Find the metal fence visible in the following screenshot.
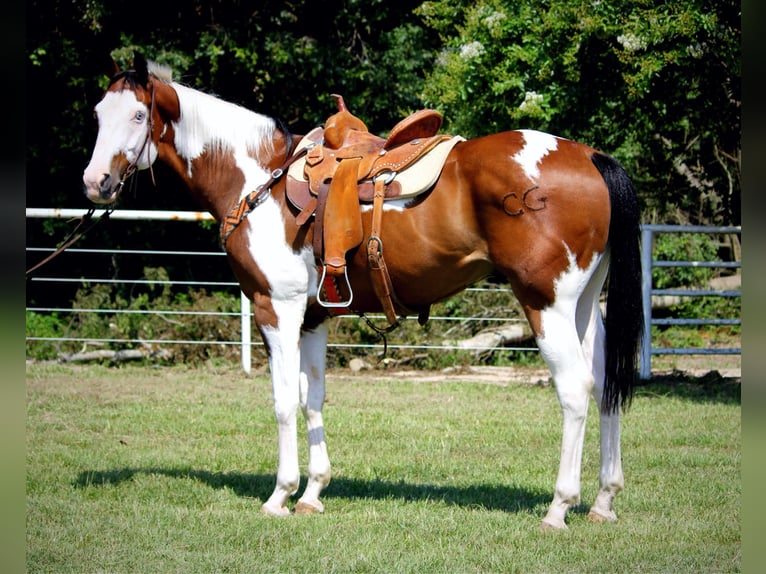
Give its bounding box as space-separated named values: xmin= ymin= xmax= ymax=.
xmin=639 ymin=224 xmax=741 ymax=378
xmin=26 ymin=209 xmax=741 ymax=377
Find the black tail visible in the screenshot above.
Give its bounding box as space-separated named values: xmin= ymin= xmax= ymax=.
xmin=591 ymin=152 xmax=643 ymax=414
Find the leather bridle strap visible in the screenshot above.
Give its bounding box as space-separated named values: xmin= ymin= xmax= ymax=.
xmin=120 ymin=80 xmax=157 ymax=189
xmin=219 ymin=145 xmax=309 ymax=249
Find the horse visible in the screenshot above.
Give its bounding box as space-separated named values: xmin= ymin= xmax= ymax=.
xmin=82 ymin=53 xmax=643 ymax=530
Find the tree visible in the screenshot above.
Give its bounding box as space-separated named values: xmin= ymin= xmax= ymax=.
xmin=415 ymin=0 xmax=740 ymax=225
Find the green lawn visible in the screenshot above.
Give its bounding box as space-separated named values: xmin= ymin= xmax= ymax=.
xmin=26 ymin=363 xmax=740 ymax=573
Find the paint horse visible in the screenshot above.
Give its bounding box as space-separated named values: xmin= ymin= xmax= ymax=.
xmin=82 ymin=53 xmax=642 ymax=530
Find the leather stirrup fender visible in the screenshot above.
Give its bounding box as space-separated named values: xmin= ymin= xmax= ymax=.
xmin=322 ymin=157 xmax=364 ymax=276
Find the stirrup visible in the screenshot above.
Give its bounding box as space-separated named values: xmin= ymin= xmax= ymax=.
xmin=316 ymin=265 xmax=354 ymax=308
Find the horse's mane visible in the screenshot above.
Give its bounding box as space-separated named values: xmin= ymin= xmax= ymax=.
xmin=144 ymin=61 xmax=278 ymax=163
xmin=147 ymin=61 xmax=173 ymax=83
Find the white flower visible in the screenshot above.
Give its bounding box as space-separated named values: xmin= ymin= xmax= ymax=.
xmin=460 ymin=41 xmax=485 ymax=59
xmin=686 ymin=42 xmax=705 ymax=58
xmin=483 ymin=10 xmax=507 ymax=33
xmin=518 ymin=91 xmax=544 ymax=113
xmin=617 ymin=33 xmax=647 ymax=52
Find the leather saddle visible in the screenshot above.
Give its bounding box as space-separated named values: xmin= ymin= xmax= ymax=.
xmin=285 ymin=95 xmax=462 ymax=324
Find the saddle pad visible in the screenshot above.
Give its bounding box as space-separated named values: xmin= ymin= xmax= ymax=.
xmin=372 ymin=135 xmax=465 ymax=200
xmin=287 ymin=131 xmax=465 ymax=200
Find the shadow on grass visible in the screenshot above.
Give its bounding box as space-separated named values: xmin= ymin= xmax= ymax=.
xmin=73 ymin=467 xmax=551 ymax=513
xmin=637 ymin=369 xmax=741 ymax=405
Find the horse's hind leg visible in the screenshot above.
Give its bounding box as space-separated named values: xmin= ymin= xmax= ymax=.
xmin=532 ymin=255 xmax=608 ymax=530
xmin=572 ymin=256 xmax=625 ymax=523
xmin=584 ymin=300 xmax=625 ymax=522
xmin=294 ymin=322 xmax=332 ymax=514
xmin=588 ymin=390 xmax=624 ymax=524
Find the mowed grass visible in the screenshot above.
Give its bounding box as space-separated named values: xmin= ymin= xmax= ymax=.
xmin=26 ymin=363 xmax=740 ymax=573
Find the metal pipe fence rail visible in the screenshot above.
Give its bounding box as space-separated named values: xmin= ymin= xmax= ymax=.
xmin=27 ymin=209 xmax=741 ymax=377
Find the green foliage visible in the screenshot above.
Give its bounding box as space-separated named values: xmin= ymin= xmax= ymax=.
xmin=26 ymin=268 xmax=250 ymax=365
xmin=25 ymin=312 xmax=65 ymax=361
xmin=652 ymin=232 xmax=718 ymax=289
xmin=650 ymin=232 xmax=740 ymax=350
xmin=26 ymin=274 xmax=544 ymax=369
xmin=415 ymin=0 xmax=740 ymax=226
xmin=27 ymin=0 xmax=739 ymax=228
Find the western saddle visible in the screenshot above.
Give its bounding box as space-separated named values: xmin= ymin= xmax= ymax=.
xmin=285 ymin=95 xmax=463 ymax=326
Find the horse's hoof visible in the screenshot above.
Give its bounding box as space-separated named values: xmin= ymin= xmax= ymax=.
xmin=540 ymin=519 xmax=568 ymax=532
xmin=260 ymin=503 xmax=291 ymax=517
xmin=587 ymin=509 xmax=617 ymax=523
xmin=295 ymin=499 xmax=325 ymax=515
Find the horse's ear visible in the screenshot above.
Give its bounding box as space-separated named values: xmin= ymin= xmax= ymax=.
xmin=133 ymin=51 xmax=149 ymax=85
xmin=104 ymin=54 xmax=121 ymax=79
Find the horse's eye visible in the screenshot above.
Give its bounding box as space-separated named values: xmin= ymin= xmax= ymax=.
xmin=134 ymin=111 xmax=145 ymax=122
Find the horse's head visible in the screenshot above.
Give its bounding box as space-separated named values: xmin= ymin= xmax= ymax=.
xmin=82 ymin=52 xmax=160 ymax=204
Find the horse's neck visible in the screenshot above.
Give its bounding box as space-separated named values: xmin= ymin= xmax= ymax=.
xmin=159 ymin=82 xmax=286 ymax=222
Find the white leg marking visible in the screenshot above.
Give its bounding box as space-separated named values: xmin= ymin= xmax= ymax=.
xmin=581 ymin=254 xmax=624 ymax=522
xmin=260 ymin=317 xmax=302 ymax=517
xmin=295 ymin=323 xmax=331 ymax=514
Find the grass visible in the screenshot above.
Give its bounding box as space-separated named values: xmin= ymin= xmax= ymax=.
xmin=26 ymin=363 xmax=740 ymax=573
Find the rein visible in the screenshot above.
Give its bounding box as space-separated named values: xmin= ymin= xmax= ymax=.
xmin=25 ymin=207 xmax=113 ymax=277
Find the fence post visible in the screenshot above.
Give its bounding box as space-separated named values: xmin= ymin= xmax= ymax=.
xmin=639 ymin=226 xmax=654 ymax=379
xmin=240 ymin=291 xmax=252 ymax=375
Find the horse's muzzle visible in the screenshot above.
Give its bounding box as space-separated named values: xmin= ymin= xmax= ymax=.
xmin=83 ymin=172 xmax=121 ymax=204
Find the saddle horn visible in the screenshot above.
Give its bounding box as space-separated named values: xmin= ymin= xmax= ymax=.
xmin=324 ymin=94 xmax=367 ymax=149
xmin=332 ymin=94 xmax=348 ymax=112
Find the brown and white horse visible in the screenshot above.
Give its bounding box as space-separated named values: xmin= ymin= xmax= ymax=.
xmin=83 ymin=54 xmax=642 ymax=530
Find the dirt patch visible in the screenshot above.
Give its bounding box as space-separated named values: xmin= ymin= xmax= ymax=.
xmin=337 ymin=365 xmax=553 ymax=386
xmin=329 ymin=357 xmax=741 ymax=386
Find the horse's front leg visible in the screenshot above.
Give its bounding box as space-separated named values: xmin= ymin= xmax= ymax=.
xmin=295 ymin=321 xmax=331 ymax=514
xmin=257 ymin=295 xmax=306 ymax=516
